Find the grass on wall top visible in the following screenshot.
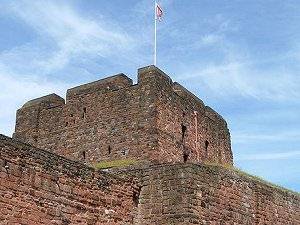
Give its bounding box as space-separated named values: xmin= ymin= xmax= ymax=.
xmin=94 ymin=159 xmax=137 ymax=169
xmin=92 ymin=158 xmax=299 ymax=195
xmin=203 ymin=162 xmax=299 ymax=196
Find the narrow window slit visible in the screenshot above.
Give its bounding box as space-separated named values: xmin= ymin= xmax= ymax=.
xmin=82 ymin=107 xmax=87 ymax=119
xmin=133 ymin=187 xmax=141 ymax=207
xmin=181 ymin=123 xmax=188 ymax=162
xmin=183 ymin=151 xmax=189 ymax=163
xmin=205 ymin=141 xmax=209 ymax=157
xmin=181 ymin=124 xmax=187 ymax=140
xmin=4 ymin=160 xmax=9 ymax=170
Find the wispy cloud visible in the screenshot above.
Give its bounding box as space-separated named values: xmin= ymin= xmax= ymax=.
xmin=1 ymin=0 xmax=136 ymax=73
xmin=236 ymin=150 xmax=300 ymax=161
xmin=175 ymin=46 xmax=300 ymax=101
xmin=233 ymin=129 xmax=300 ymax=143
xmin=0 ymin=63 xmax=71 ymax=135
xmin=0 ymin=0 xmax=144 ymax=135
xmin=0 ymin=0 xmax=299 ymax=193
xmin=199 ymin=34 xmax=223 ymax=46
xmin=163 ymin=11 xmax=300 ymax=102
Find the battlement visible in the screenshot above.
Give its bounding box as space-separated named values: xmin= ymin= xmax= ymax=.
xmin=138 ymin=65 xmax=173 ymax=83
xmin=13 ymin=65 xmax=232 ymax=165
xmin=3 ymin=66 xmax=300 ymax=225
xmin=21 ymin=93 xmax=65 ymax=109
xmin=66 ymin=73 xmax=133 ymax=101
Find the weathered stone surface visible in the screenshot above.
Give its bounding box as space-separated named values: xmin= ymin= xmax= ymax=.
xmin=0 ymin=66 xmax=298 ymax=224
xmin=0 ymin=135 xmax=137 ymax=225
xmin=13 ymin=65 xmax=232 ymax=165
xmin=1 ymin=135 xmax=299 ymax=225
xmin=113 ymin=163 xmax=300 ymax=225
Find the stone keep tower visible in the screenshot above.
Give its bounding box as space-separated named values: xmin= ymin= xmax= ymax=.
xmin=13 ymin=65 xmax=232 ymax=165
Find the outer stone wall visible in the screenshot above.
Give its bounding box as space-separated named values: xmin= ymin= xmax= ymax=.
xmin=0 ymin=135 xmax=137 ymax=225
xmin=4 ymin=65 xmax=299 ymax=225
xmin=114 ymin=163 xmax=300 ymax=225
xmin=0 ymin=135 xmax=299 ymax=225
xmin=13 ymin=66 xmax=232 ymax=165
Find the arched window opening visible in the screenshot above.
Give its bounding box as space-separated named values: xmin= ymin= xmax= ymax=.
xmin=108 ymin=145 xmax=111 ymax=155
xmin=82 ymin=151 xmax=86 ymax=160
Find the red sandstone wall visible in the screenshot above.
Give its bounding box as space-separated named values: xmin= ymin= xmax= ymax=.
xmin=14 ymin=73 xmax=159 ymax=163
xmin=1 ymin=135 xmax=299 ymax=225
xmin=139 ymin=67 xmax=232 ymax=165
xmin=0 ymin=135 xmax=137 ymax=225
xmin=13 ymin=66 xmax=232 ymax=165
xmin=191 ymin=164 xmax=300 ymax=224
xmin=116 ymin=163 xmax=300 ymax=225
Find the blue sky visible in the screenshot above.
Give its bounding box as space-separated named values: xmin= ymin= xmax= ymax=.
xmin=0 ymin=0 xmax=299 ymax=192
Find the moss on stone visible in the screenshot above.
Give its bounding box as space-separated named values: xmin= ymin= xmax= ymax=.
xmin=94 ymin=159 xmax=137 ymax=169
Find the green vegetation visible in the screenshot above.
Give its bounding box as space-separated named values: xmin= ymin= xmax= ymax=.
xmin=93 ymin=159 xmax=299 ymax=195
xmin=203 ymin=162 xmax=300 ymax=196
xmin=94 ymin=159 xmax=137 ymax=169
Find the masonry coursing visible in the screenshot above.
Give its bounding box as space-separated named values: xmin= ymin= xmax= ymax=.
xmin=0 ymin=135 xmax=137 ymax=225
xmin=13 ymin=66 xmax=232 ymax=165
xmin=113 ymin=163 xmax=300 ymax=225
xmin=1 ymin=135 xmax=299 ymax=224
xmin=0 ymin=65 xmax=299 ymax=225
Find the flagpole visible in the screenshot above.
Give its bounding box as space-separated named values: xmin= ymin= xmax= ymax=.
xmin=154 ymin=1 xmax=157 ymax=66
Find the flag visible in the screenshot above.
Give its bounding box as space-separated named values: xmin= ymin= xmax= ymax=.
xmin=156 ymin=2 xmax=163 ymax=21
xmin=154 ymin=2 xmax=163 ymax=66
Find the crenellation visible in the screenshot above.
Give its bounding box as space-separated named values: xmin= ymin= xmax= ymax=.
xmin=13 ymin=94 xmax=65 ymax=145
xmin=21 ymin=93 xmax=65 ymax=109
xmin=1 ymin=65 xmax=299 ymax=224
xmin=137 ymin=65 xmax=173 ymax=84
xmin=13 ymin=65 xmax=233 ymax=165
xmin=66 ymin=73 xmax=133 ymax=101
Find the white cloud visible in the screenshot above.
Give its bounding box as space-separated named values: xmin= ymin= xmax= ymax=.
xmin=166 ymin=11 xmax=300 ymax=101
xmin=0 ymin=0 xmax=144 ymax=136
xmin=236 ymin=150 xmax=300 ymax=161
xmin=233 ymin=130 xmax=300 ymax=144
xmin=0 ymin=64 xmax=71 ymax=136
xmin=1 ymin=0 xmax=137 ymax=73
xmin=175 ymin=51 xmax=300 ymax=101
xmin=200 ymin=34 xmax=223 ymax=46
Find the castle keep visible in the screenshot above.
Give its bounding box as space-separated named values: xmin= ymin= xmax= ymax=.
xmin=1 ymin=66 xmax=299 ymax=224
xmin=13 ymin=66 xmax=232 ymax=165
